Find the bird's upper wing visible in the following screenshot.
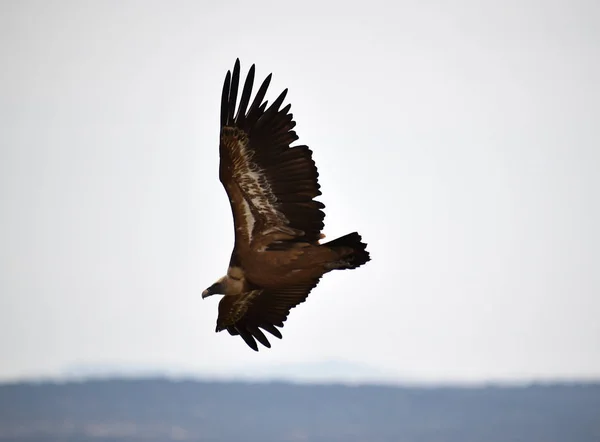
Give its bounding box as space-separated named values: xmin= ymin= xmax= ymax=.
xmin=216 ymin=278 xmax=321 ymax=351
xmin=219 ymin=59 xmax=325 ymax=251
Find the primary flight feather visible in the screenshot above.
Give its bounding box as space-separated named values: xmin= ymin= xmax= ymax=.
xmin=202 ymin=59 xmax=371 ymax=351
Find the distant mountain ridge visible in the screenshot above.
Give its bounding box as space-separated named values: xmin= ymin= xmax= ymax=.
xmin=62 ymin=360 xmax=397 ymax=384
xmin=59 ymin=361 xmax=600 ymax=387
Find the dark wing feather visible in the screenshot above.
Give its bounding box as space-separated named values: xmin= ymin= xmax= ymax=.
xmin=216 ymin=278 xmax=321 ymax=351
xmin=219 ymin=59 xmax=325 ymax=246
xmin=234 ymin=64 xmax=254 ymax=124
xmin=220 ymin=71 xmax=231 ymax=128
xmin=227 ymin=59 xmax=240 ymax=125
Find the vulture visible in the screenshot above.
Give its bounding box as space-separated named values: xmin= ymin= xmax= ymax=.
xmin=202 ymin=59 xmax=370 ymax=351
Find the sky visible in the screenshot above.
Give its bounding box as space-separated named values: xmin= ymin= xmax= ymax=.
xmin=1 ymin=0 xmax=599 ymax=384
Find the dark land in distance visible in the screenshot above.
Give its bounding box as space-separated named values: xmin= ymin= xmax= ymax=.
xmin=1 ymin=378 xmax=599 ymax=441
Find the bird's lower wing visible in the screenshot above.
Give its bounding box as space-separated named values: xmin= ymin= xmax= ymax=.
xmin=216 ymin=278 xmax=321 ymax=351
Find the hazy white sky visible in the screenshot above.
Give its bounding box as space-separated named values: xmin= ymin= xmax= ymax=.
xmin=1 ymin=0 xmax=599 ymax=383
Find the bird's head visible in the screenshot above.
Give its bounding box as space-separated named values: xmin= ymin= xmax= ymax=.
xmin=202 ymin=277 xmax=226 ymax=299
xmin=202 ymin=269 xmax=245 ymax=298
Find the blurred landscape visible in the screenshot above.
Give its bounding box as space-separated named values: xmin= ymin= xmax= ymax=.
xmin=1 ymin=378 xmax=599 ymax=441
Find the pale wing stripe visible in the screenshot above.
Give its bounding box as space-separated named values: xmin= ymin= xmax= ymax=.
xmin=231 ymin=137 xmax=289 ymax=240
xmin=239 ymin=198 xmax=255 ymax=240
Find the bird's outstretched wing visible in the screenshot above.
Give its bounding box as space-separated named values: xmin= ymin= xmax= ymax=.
xmin=219 ymin=59 xmax=325 ymax=251
xmin=216 ymin=278 xmax=321 ymax=351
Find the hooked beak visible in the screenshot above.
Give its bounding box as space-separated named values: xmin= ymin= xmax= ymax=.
xmin=202 ymin=282 xmax=222 ymax=299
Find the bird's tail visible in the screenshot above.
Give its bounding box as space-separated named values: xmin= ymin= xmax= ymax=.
xmin=322 ymin=232 xmax=370 ymax=270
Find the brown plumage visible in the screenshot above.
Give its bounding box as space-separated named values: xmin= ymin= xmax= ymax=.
xmin=202 ymin=59 xmax=370 ymax=351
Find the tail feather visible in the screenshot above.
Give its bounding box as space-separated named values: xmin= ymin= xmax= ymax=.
xmin=323 ymin=232 xmax=370 ymax=270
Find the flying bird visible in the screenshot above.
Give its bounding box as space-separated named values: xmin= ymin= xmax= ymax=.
xmin=202 ymin=59 xmax=370 ymax=351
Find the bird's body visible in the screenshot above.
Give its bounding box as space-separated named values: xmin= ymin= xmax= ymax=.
xmin=202 ymin=60 xmax=370 ymax=351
